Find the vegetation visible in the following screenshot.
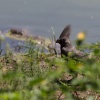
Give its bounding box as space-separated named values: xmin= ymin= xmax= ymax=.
xmin=0 ymin=32 xmax=100 ymax=100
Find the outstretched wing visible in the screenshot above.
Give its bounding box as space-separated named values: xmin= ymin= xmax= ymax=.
xmin=59 ymin=25 xmax=71 ymax=39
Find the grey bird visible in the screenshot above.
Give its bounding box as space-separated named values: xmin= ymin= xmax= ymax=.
xmin=56 ymin=25 xmax=85 ymax=58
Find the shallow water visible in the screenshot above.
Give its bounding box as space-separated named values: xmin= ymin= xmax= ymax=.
xmin=0 ymin=37 xmax=25 ymax=55
xmin=0 ymin=0 xmax=100 ymax=43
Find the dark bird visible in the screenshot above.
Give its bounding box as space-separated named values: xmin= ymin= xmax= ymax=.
xmin=56 ymin=25 xmax=85 ymax=57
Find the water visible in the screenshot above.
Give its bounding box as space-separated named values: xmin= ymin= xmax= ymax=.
xmin=0 ymin=0 xmax=100 ymax=43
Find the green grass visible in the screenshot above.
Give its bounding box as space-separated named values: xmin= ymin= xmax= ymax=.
xmin=0 ymin=36 xmax=100 ymax=100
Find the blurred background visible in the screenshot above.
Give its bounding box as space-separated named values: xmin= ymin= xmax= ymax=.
xmin=0 ymin=0 xmax=100 ymax=43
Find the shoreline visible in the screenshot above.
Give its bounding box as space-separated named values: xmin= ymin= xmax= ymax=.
xmin=0 ymin=28 xmax=51 ymax=45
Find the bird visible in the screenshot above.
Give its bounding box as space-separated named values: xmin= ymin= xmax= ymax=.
xmin=56 ymin=25 xmax=85 ymax=58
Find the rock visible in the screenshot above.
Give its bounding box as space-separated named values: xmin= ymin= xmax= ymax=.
xmin=9 ymin=28 xmax=23 ymax=35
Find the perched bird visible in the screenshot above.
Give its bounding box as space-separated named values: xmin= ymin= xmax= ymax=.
xmin=56 ymin=25 xmax=85 ymax=58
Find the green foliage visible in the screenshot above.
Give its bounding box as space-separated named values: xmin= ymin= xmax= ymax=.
xmin=0 ymin=38 xmax=100 ymax=100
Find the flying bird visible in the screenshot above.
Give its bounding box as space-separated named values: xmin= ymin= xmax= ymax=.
xmin=56 ymin=25 xmax=85 ymax=58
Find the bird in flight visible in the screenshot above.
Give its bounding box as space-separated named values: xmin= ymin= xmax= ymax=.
xmin=56 ymin=25 xmax=85 ymax=58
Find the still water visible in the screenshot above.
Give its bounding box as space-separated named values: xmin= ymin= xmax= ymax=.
xmin=0 ymin=0 xmax=100 ymax=43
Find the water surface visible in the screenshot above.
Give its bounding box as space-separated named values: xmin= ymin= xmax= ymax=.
xmin=0 ymin=0 xmax=100 ymax=43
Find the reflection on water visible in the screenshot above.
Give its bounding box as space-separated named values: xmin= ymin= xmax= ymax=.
xmin=0 ymin=0 xmax=100 ymax=43
xmin=1 ymin=37 xmax=25 ymax=55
